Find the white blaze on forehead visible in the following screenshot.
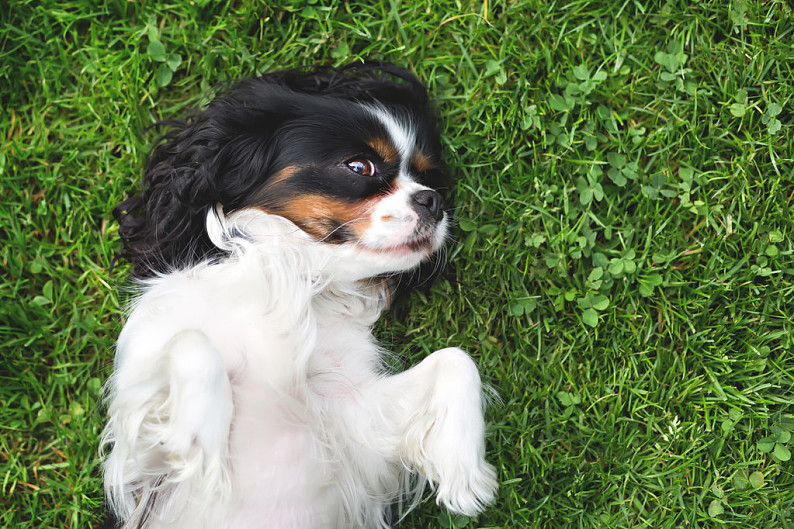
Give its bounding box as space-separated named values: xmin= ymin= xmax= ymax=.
xmin=349 ymin=104 xmax=446 ymax=263
xmin=365 ymin=105 xmax=416 ymax=175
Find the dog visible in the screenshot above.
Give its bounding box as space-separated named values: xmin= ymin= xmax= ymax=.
xmin=101 ymin=62 xmax=497 ymax=529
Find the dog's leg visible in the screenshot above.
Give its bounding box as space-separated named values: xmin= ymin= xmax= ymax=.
xmin=158 ymin=330 xmax=234 ymax=463
xmin=368 ymin=347 xmax=498 ymax=516
xmin=103 ymin=329 xmax=233 ymax=525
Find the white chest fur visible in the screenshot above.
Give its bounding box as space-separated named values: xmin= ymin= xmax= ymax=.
xmin=103 ymin=230 xmax=496 ymax=529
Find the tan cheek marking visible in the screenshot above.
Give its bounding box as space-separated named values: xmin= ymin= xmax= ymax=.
xmin=261 ymin=195 xmax=376 ymax=241
xmin=367 ymin=137 xmax=399 ymax=165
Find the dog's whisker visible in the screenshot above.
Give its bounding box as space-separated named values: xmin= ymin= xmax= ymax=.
xmin=317 ymin=215 xmax=369 ymax=243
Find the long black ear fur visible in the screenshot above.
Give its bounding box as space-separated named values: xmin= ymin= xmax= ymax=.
xmin=114 ymin=61 xmax=451 ymax=294
xmin=114 ymin=82 xmax=302 ymax=277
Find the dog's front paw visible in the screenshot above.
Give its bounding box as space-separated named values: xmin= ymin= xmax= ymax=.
xmin=435 ymin=458 xmax=498 ymax=516
xmin=404 ymin=348 xmax=498 ymax=516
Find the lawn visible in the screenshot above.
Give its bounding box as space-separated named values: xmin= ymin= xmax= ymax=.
xmin=1 ymin=0 xmax=793 ymax=527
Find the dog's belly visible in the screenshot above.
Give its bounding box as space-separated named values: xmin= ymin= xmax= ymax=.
xmin=121 ymin=269 xmax=388 ymax=527
xmin=223 ymin=366 xmax=342 ymax=528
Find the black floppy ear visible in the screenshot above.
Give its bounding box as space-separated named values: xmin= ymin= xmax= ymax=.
xmin=114 ymin=82 xmax=297 ymax=278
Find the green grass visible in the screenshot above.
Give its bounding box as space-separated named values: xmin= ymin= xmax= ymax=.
xmin=2 ymin=0 xmax=793 ymax=527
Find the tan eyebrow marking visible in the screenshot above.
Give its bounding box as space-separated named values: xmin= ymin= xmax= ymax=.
xmin=367 ymin=136 xmax=400 ymax=165
xmin=412 ymin=152 xmax=434 ymax=173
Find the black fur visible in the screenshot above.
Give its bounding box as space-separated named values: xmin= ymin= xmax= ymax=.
xmin=114 ymin=61 xmax=451 ymax=294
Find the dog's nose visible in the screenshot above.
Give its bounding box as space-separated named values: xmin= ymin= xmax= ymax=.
xmin=412 ymin=190 xmax=445 ymax=222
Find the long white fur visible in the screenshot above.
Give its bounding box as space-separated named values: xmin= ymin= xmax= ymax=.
xmin=102 ymin=207 xmax=497 ymax=528
xmin=102 ymin=105 xmax=497 ymax=527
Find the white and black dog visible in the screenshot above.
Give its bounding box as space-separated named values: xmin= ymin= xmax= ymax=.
xmin=102 ymin=62 xmax=497 ymax=529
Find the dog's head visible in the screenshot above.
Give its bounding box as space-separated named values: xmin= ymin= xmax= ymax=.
xmin=116 ymin=62 xmax=451 ymax=288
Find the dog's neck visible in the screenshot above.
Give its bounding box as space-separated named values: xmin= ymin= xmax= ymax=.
xmin=312 ymin=278 xmax=388 ymax=327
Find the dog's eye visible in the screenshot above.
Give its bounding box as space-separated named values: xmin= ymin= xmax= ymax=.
xmin=346 ymin=159 xmax=377 ymax=177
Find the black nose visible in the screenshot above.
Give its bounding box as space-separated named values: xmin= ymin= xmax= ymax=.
xmin=412 ymin=190 xmax=445 ymax=222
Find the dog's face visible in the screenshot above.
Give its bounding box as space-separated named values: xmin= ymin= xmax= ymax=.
xmin=118 ymin=64 xmax=451 ymax=283
xmin=244 ymin=102 xmax=449 ymax=277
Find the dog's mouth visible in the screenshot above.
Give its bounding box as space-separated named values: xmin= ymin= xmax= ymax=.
xmin=356 ymin=233 xmax=437 ymax=258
